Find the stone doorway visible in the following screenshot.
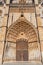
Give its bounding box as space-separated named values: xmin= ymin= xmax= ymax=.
xmin=16 ymin=39 xmax=28 ymax=61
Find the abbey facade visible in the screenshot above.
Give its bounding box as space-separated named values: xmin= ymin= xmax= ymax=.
xmin=0 ymin=0 xmax=43 ymax=65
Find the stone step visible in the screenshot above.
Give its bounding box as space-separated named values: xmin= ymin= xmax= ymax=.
xmin=3 ymin=61 xmax=42 ymax=65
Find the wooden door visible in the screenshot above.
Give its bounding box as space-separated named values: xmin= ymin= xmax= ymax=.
xmin=16 ymin=39 xmax=28 ymax=61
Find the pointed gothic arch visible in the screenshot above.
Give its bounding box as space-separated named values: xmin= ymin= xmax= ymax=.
xmin=7 ymin=16 xmax=37 ymax=42
xmin=4 ymin=16 xmax=39 ymax=62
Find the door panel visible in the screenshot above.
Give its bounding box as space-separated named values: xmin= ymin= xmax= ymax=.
xmin=23 ymin=50 xmax=28 ymax=61
xmin=16 ymin=51 xmax=21 ymax=61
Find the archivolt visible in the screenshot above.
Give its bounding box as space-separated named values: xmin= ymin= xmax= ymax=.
xmin=7 ymin=17 xmax=38 ymax=43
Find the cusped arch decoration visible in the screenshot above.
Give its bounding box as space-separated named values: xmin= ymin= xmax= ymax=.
xmin=7 ymin=16 xmax=38 ymax=43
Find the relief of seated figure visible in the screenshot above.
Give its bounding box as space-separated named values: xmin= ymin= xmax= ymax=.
xmin=26 ymin=0 xmax=34 ymax=4
xmin=10 ymin=0 xmax=19 ymax=4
